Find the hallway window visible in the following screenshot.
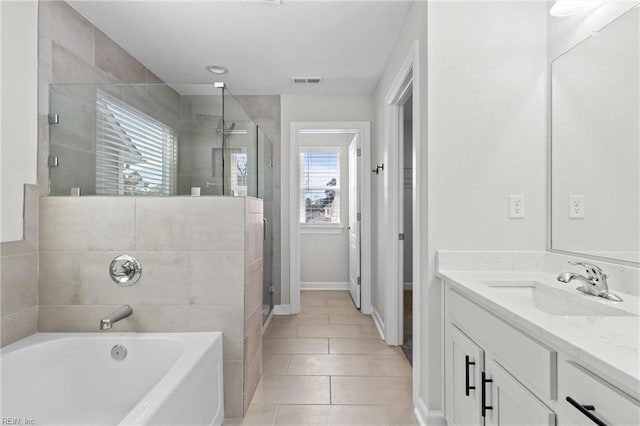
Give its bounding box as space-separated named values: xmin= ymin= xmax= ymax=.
xmin=95 ymin=89 xmax=177 ymax=195
xmin=299 ymin=148 xmax=341 ymax=225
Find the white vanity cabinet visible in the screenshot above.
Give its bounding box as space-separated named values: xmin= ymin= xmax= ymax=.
xmin=444 ymin=281 xmax=640 ymax=426
xmin=445 ymin=288 xmax=555 ymax=426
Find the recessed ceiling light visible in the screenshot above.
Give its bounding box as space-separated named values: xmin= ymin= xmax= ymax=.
xmin=206 ymin=65 xmax=229 ymax=75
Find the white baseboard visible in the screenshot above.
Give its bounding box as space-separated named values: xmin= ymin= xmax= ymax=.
xmin=300 ymin=281 xmax=349 ymax=290
xmin=414 ymin=397 xmax=446 ymax=426
xmin=273 ymin=304 xmax=290 ymax=315
xmin=372 ymin=306 xmax=385 ymax=340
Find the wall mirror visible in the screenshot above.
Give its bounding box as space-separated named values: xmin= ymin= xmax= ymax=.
xmin=551 ymin=7 xmax=639 ymax=265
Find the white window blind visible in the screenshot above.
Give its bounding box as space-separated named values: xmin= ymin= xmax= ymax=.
xmin=299 ymin=149 xmax=340 ymax=224
xmin=95 ymin=89 xmax=177 ymax=195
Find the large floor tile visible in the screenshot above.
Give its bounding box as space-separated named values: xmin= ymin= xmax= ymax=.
xmin=383 ymin=405 xmax=420 ymax=425
xmin=270 ymin=313 xmax=329 ymax=326
xmin=329 ymin=338 xmax=397 ymax=355
xmin=367 ymin=355 xmax=413 ymax=377
xmin=262 ymin=354 xmax=290 ymax=376
xmin=263 ymin=338 xmax=328 ymax=354
xmin=330 ymin=377 xmax=412 ymax=405
xmin=274 ymin=405 xmax=386 ymax=426
xmin=224 ymin=404 xmax=277 ymax=425
xmin=302 ymin=306 xmax=360 ymax=315
xmin=264 ymin=324 xmax=299 ymax=338
xmin=287 ymin=354 xmax=371 ymax=376
xmin=252 ymin=376 xmax=330 ymax=404
xmin=297 ymin=325 xmax=379 ymax=338
xmin=329 ymin=314 xmax=375 ymax=326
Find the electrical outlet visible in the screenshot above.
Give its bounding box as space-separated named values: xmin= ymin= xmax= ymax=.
xmin=569 ymin=194 xmax=585 ymax=219
xmin=509 ymin=195 xmax=525 ymax=218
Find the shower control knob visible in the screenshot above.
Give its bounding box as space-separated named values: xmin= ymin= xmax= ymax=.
xmin=109 ymin=255 xmax=142 ymax=286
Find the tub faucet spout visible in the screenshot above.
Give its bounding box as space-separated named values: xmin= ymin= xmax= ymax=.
xmin=100 ymin=305 xmax=133 ymax=330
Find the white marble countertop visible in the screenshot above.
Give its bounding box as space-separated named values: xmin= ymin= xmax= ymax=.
xmin=438 ymin=269 xmax=640 ymax=400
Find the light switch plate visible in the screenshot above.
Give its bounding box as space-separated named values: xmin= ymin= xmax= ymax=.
xmin=509 ymin=195 xmax=525 ymax=218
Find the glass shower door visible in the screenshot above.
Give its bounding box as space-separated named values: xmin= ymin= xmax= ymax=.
xmin=258 ymin=128 xmax=274 ymax=323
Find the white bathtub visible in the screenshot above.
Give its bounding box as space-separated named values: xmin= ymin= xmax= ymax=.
xmin=0 ymin=332 xmax=224 ymax=425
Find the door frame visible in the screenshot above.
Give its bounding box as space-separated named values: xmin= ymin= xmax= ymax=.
xmin=383 ymin=41 xmax=422 ymax=407
xmin=289 ymin=121 xmax=372 ymax=315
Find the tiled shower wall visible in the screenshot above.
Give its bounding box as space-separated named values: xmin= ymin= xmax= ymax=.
xmin=1 ymin=186 xmax=39 ymax=347
xmin=38 ymin=196 xmax=263 ymax=418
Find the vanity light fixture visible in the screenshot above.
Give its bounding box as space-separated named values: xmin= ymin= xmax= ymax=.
xmin=549 ymin=0 xmax=604 ymax=17
xmin=206 ymin=65 xmax=229 ymax=75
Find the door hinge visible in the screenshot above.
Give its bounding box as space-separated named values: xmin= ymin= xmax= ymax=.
xmin=357 ymin=212 xmax=361 ymax=221
xmin=269 ymin=285 xmax=275 ymax=294
xmin=48 ymin=156 xmax=59 ymax=168
xmin=356 ymin=148 xmax=362 ymax=157
xmin=48 ymin=113 xmax=60 ymax=125
xmin=399 ymin=233 xmax=405 ymax=241
xmin=357 ymin=276 xmax=361 ymax=285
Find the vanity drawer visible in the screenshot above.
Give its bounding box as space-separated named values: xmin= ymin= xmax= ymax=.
xmin=558 ymin=361 xmax=640 ymax=426
xmin=446 ymin=287 xmax=557 ymax=401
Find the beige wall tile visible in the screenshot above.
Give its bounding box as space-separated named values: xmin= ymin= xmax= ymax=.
xmin=23 ymin=185 xmax=40 ymax=249
xmin=224 ymin=360 xmax=245 ymax=419
xmin=38 ymin=305 xmax=121 ymax=332
xmin=47 ymin=1 xmax=94 ymax=64
xmin=94 ymin=29 xmax=146 ymax=83
xmin=244 ymin=308 xmax=262 ymax=362
xmin=1 ymin=253 xmax=38 ymax=315
xmin=330 ymin=377 xmax=412 ymax=405
xmin=136 ymin=198 xmax=245 ymax=251
xmin=189 ymin=252 xmax=244 ymax=305
xmin=40 ymin=197 xmax=135 ymax=251
xmin=82 ymin=251 xmax=190 ymax=305
xmin=244 ymin=259 xmax=263 ymax=321
xmin=244 ymin=347 xmax=261 ymax=413
xmin=252 ymin=376 xmax=330 ymax=405
xmin=1 ymin=306 xmax=37 ymax=347
xmin=274 ymin=405 xmax=386 ymax=426
xmin=38 ymin=252 xmax=82 ymax=305
xmin=52 ymin=42 xmax=114 ymax=84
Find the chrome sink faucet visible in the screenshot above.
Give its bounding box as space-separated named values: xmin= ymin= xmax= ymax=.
xmin=100 ymin=305 xmax=133 ymax=330
xmin=557 ymin=261 xmax=623 ymax=302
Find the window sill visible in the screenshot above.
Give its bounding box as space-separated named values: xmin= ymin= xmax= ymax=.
xmin=300 ymin=224 xmax=344 ymax=234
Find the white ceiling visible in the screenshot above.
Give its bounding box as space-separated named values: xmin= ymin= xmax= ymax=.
xmin=68 ymin=1 xmax=411 ymax=95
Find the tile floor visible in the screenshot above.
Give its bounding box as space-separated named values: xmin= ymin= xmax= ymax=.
xmin=225 ymin=290 xmax=418 ymax=426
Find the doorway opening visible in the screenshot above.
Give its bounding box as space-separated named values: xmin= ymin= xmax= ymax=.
xmin=401 ymin=94 xmax=413 ymax=364
xmin=289 ymin=122 xmax=372 ymax=315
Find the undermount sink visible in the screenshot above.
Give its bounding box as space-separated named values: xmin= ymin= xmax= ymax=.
xmin=480 ymin=280 xmax=634 ymax=317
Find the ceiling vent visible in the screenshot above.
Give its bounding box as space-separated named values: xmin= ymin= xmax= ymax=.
xmin=291 ymin=77 xmax=323 ymax=85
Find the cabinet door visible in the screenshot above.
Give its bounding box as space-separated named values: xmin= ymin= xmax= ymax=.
xmin=483 ymin=358 xmax=555 ymax=426
xmin=446 ymin=324 xmax=484 ymax=426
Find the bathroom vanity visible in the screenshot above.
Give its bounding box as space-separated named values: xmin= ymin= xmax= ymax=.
xmin=439 ymin=261 xmax=639 ymax=426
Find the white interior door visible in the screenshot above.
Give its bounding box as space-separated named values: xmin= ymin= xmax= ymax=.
xmin=348 ymin=136 xmax=361 ymax=308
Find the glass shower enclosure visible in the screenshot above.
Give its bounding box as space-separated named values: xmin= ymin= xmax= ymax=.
xmin=48 ymin=82 xmax=274 ymax=323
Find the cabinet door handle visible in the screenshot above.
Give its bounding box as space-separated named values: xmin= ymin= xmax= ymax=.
xmin=566 ymin=396 xmax=608 ymax=426
xmin=481 ymin=371 xmax=493 ymax=418
xmin=465 ymin=355 xmax=476 ymax=396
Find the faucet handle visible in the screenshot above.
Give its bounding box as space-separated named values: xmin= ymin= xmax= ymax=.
xmin=568 ymin=261 xmax=607 ymax=279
